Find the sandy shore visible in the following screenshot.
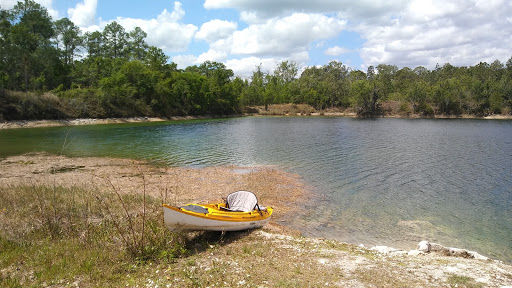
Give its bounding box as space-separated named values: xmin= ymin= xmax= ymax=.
xmin=1 ymin=112 xmax=511 ymax=130
xmin=0 ymin=117 xmax=176 ymax=129
xmin=0 ymin=153 xmax=308 ymax=235
xmin=1 ymin=154 xmax=512 ymax=287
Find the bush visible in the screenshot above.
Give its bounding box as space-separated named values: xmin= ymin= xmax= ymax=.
xmin=58 ymin=88 xmax=106 ymax=118
xmin=0 ymin=184 xmax=187 ymax=261
xmin=0 ymin=91 xmax=68 ymax=120
xmin=416 ymin=102 xmax=435 ymax=117
xmin=399 ymin=102 xmax=411 ymax=114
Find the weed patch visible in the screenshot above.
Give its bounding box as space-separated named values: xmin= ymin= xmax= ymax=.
xmin=0 ymin=184 xmax=188 ymax=287
xmin=447 ymin=274 xmax=484 ymax=288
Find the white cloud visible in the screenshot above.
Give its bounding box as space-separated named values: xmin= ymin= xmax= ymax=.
xmin=226 ymin=57 xmax=278 ymax=78
xmin=7 ymin=0 xmax=510 ymax=72
xmin=179 ymin=12 xmax=343 ymax=76
xmin=204 ymin=0 xmax=406 ymax=23
xmin=357 ymin=0 xmax=512 ymax=68
xmin=325 ymin=46 xmax=351 ymax=56
xmin=68 ymin=0 xmax=97 ymax=27
xmin=195 ymin=19 xmax=237 ymax=43
xmin=116 ymin=6 xmax=197 ymax=52
xmin=85 ymin=2 xmax=197 ymax=53
xmin=196 ymin=49 xmax=228 ymax=63
xmin=204 ymin=0 xmax=512 ymax=70
xmin=231 ymin=13 xmax=346 ymax=56
xmin=0 ymin=0 xmax=18 ymax=9
xmin=172 ymin=54 xmax=198 ymax=69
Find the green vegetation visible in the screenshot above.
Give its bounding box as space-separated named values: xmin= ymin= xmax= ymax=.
xmin=447 ymin=274 xmax=484 ymax=288
xmin=1 ymin=1 xmax=512 ymax=121
xmin=0 ymin=184 xmax=188 ymax=287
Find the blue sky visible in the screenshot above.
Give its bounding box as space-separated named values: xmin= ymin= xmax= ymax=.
xmin=2 ymin=0 xmax=512 ymax=78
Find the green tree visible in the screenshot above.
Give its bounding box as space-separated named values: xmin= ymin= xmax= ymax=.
xmin=0 ymin=7 xmax=13 ymax=89
xmin=195 ymin=61 xmax=237 ymax=114
xmin=127 ymin=27 xmax=148 ymax=60
xmin=272 ymin=60 xmax=299 ymax=104
xmin=143 ymin=46 xmax=169 ymax=71
xmin=407 ymin=80 xmax=430 ymax=115
xmin=85 ymin=31 xmax=103 ymax=57
xmin=433 ymin=78 xmax=463 ymax=115
xmin=350 ymin=79 xmax=381 ymax=117
xmin=324 ymin=61 xmax=351 ymax=108
xmin=350 ymin=70 xmax=367 ymax=81
xmin=103 ymin=21 xmax=128 ymax=59
xmin=375 ymin=64 xmax=397 ymax=100
xmin=392 ymin=67 xmax=417 ymax=101
xmin=9 ymin=0 xmax=58 ymax=91
xmin=241 ymin=65 xmax=266 ymax=106
xmin=54 ymin=17 xmax=82 ymax=66
xmin=170 ymin=72 xmax=208 ymax=115
xmin=274 ymin=60 xmax=298 ymax=84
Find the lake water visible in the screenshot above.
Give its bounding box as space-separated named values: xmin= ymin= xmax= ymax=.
xmin=1 ymin=117 xmax=511 ymax=261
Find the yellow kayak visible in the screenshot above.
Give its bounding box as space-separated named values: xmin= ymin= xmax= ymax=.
xmin=163 ymin=191 xmax=273 ymax=232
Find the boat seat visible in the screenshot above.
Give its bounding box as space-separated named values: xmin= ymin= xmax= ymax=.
xmin=224 ymin=191 xmax=258 ymax=212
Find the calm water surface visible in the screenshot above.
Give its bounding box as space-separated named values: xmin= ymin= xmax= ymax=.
xmin=1 ymin=117 xmax=511 ymax=261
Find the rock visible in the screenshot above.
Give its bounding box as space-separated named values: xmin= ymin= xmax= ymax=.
xmin=408 ymin=250 xmax=425 ymax=256
xmin=468 ymin=251 xmax=489 ymax=261
xmin=427 ymin=242 xmax=489 ymax=259
xmin=370 ymin=246 xmax=402 ymax=254
xmin=430 ymin=242 xmax=446 ymax=252
xmin=417 ymin=240 xmax=431 ymax=252
xmin=448 ymin=248 xmax=473 ymax=258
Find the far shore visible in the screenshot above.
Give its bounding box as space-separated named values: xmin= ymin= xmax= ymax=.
xmin=1 ymin=110 xmax=511 ymax=130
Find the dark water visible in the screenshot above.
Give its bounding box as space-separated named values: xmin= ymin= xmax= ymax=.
xmin=1 ymin=117 xmax=511 ymax=261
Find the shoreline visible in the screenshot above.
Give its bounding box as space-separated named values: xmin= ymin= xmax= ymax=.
xmin=0 ymin=153 xmax=506 ymax=260
xmin=1 ymin=112 xmax=511 ymax=130
xmin=1 ymin=154 xmax=512 ymax=286
xmin=0 ymin=116 xmax=208 ymax=130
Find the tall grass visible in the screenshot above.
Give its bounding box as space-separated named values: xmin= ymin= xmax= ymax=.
xmin=0 ymin=183 xmax=187 ymax=287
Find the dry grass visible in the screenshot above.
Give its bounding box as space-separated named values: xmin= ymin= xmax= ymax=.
xmin=250 ymin=104 xmax=317 ymax=116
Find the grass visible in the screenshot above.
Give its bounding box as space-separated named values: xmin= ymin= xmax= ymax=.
xmin=447 ymin=274 xmax=484 ymax=288
xmin=0 ymin=184 xmax=188 ymax=287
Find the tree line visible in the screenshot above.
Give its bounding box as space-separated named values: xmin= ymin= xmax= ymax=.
xmin=1 ymin=1 xmax=511 ymax=121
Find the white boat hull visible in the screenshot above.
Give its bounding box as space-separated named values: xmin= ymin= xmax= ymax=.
xmin=163 ymin=204 xmax=272 ymax=232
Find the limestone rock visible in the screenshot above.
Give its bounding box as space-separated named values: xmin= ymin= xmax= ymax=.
xmin=408 ymin=250 xmax=425 ymax=256
xmin=417 ymin=240 xmax=431 ymax=252
xmin=370 ymin=246 xmax=402 ymax=254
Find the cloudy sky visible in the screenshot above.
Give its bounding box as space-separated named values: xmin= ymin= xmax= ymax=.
xmin=2 ymin=0 xmax=512 ymax=77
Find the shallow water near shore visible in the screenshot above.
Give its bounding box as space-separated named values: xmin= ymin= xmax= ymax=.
xmin=1 ymin=117 xmax=511 ymax=262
